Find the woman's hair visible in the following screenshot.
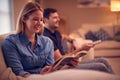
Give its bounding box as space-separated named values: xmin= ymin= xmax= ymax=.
xmin=16 ymin=2 xmax=44 ymax=35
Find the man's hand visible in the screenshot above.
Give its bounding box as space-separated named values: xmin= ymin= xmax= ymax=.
xmin=72 ymin=38 xmax=93 ymax=51
xmin=81 ymin=40 xmax=93 ymax=51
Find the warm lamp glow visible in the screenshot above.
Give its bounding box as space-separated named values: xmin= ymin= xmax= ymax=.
xmin=111 ymin=0 xmax=120 ymax=12
xmin=28 ymin=0 xmax=33 ymax=2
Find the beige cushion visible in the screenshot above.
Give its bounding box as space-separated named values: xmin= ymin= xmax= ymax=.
xmin=79 ymin=24 xmax=114 ymax=38
xmin=0 ymin=33 xmax=9 ymax=76
xmin=0 ymin=68 xmax=23 ymax=80
xmin=95 ymin=41 xmax=120 ymax=49
xmin=114 ymin=25 xmax=120 ymax=34
xmin=25 ymin=69 xmax=120 ymax=80
xmin=0 ymin=47 xmax=7 ymax=75
xmin=0 ymin=32 xmax=23 ymax=80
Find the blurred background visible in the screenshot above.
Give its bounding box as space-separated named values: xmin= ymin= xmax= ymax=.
xmin=0 ymin=0 xmax=119 ymax=34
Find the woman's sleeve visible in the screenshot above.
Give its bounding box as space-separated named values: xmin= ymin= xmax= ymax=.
xmin=45 ymin=38 xmax=55 ymax=66
xmin=2 ymin=39 xmax=30 ymax=76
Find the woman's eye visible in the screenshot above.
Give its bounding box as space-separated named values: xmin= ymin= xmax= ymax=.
xmin=33 ymin=18 xmax=43 ymax=22
xmin=33 ymin=18 xmax=39 ymax=21
xmin=40 ymin=18 xmax=43 ymax=21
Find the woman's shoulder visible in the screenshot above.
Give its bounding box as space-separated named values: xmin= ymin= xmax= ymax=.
xmin=5 ymin=34 xmax=18 ymax=40
xmin=38 ymin=35 xmax=53 ymax=43
xmin=2 ymin=34 xmax=19 ymax=47
xmin=3 ymin=34 xmax=20 ymax=45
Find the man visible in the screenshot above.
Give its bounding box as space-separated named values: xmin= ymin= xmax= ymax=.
xmin=43 ymin=8 xmax=114 ymax=74
xmin=43 ymin=8 xmax=92 ymax=60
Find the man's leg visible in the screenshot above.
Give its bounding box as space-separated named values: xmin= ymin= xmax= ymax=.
xmin=75 ymin=62 xmax=112 ymax=73
xmin=79 ymin=57 xmax=114 ymax=74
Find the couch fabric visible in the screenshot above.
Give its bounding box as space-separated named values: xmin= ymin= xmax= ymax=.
xmin=0 ymin=32 xmax=23 ymax=80
xmin=69 ymin=24 xmax=120 ymax=57
xmin=0 ymin=32 xmax=120 ymax=80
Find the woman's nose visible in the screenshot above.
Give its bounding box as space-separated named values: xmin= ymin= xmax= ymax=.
xmin=38 ymin=20 xmax=43 ymax=25
xmin=57 ymin=17 xmax=60 ymax=21
xmin=37 ymin=21 xmax=42 ymax=27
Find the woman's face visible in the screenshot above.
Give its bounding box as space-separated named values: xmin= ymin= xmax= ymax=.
xmin=24 ymin=10 xmax=43 ymax=34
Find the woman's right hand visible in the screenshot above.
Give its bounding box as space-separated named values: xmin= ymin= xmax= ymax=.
xmin=40 ymin=66 xmax=52 ymax=74
xmin=23 ymin=73 xmax=31 ymax=78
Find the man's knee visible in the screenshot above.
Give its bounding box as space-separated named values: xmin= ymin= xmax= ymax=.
xmin=95 ymin=57 xmax=109 ymax=64
xmin=96 ymin=63 xmax=109 ymax=72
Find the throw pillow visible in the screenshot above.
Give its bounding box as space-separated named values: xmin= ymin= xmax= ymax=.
xmin=114 ymin=31 xmax=120 ymax=41
xmin=85 ymin=31 xmax=98 ymax=41
xmin=93 ymin=28 xmax=112 ymax=41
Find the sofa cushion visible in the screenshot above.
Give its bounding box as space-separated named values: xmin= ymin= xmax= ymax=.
xmin=94 ymin=41 xmax=120 ymax=49
xmin=0 ymin=68 xmax=23 ymax=80
xmin=85 ymin=29 xmax=112 ymax=41
xmin=113 ymin=25 xmax=120 ymax=41
xmin=85 ymin=31 xmax=98 ymax=41
xmin=93 ymin=28 xmax=112 ymax=41
xmin=114 ymin=25 xmax=120 ymax=34
xmin=0 ymin=32 xmax=22 ymax=80
xmin=25 ymin=69 xmax=120 ymax=80
xmin=80 ymin=24 xmax=114 ymax=38
xmin=0 ymin=41 xmax=7 ymax=75
xmin=114 ymin=31 xmax=120 ymax=41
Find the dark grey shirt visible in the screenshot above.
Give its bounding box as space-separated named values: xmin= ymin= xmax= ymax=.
xmin=43 ymin=27 xmax=65 ymax=55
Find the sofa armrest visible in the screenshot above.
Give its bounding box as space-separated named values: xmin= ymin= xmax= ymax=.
xmin=0 ymin=68 xmax=23 ymax=80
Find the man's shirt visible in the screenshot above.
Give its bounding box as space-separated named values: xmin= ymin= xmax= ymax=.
xmin=2 ymin=32 xmax=54 ymax=76
xmin=43 ymin=27 xmax=65 ymax=55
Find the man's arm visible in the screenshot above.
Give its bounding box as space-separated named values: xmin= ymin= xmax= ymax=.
xmin=62 ymin=34 xmax=93 ymax=51
xmin=62 ymin=34 xmax=77 ymax=51
xmin=62 ymin=34 xmax=75 ymax=43
xmin=54 ymin=49 xmax=62 ymax=60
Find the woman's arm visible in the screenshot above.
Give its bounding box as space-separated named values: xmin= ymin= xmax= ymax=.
xmin=45 ymin=38 xmax=55 ymax=65
xmin=2 ymin=39 xmax=30 ymax=77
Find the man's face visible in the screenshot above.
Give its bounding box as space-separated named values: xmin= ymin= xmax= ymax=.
xmin=47 ymin=12 xmax=60 ymax=29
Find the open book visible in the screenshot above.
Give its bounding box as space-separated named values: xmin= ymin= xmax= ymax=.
xmin=51 ymin=49 xmax=88 ymax=71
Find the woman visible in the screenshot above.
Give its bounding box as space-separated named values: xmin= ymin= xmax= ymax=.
xmin=2 ymin=2 xmax=54 ymax=78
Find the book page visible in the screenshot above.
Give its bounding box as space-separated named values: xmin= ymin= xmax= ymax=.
xmin=51 ymin=50 xmax=88 ymax=71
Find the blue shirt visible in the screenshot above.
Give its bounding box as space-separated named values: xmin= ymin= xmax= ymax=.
xmin=2 ymin=32 xmax=54 ymax=76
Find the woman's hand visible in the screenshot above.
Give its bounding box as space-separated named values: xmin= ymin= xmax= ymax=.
xmin=60 ymin=58 xmax=80 ymax=69
xmin=40 ymin=66 xmax=52 ymax=74
xmin=60 ymin=65 xmax=71 ymax=70
xmin=23 ymin=73 xmax=31 ymax=78
xmin=70 ymin=58 xmax=80 ymax=67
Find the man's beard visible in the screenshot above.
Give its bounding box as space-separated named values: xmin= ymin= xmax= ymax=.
xmin=51 ymin=26 xmax=58 ymax=30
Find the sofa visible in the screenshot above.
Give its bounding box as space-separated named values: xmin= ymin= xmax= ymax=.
xmin=0 ymin=32 xmax=120 ymax=80
xmin=69 ymin=24 xmax=120 ymax=75
xmin=69 ymin=24 xmax=120 ymax=58
xmin=0 ymin=32 xmax=23 ymax=80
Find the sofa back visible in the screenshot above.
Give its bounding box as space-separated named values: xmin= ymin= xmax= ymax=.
xmin=0 ymin=33 xmax=11 ymax=74
xmin=0 ymin=32 xmax=23 ymax=80
xmin=79 ymin=24 xmax=115 ymax=38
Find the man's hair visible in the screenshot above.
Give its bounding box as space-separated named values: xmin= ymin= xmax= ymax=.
xmin=43 ymin=8 xmax=57 ymax=19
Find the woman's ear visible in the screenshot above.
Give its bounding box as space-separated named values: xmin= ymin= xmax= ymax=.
xmin=22 ymin=16 xmax=26 ymax=23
